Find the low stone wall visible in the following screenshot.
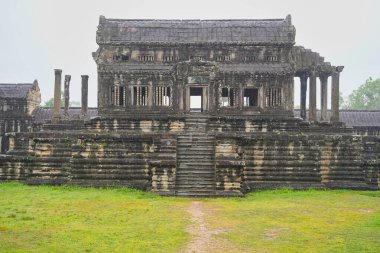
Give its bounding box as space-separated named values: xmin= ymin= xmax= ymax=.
xmin=0 ymin=116 xmax=379 ymax=196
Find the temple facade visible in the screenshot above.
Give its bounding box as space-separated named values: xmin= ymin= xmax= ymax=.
xmin=93 ymin=15 xmax=341 ymax=123
xmin=0 ymin=15 xmax=379 ymax=197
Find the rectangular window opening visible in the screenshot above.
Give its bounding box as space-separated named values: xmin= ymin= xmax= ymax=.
xmin=110 ymin=86 xmax=126 ymax=106
xmin=155 ymin=86 xmax=171 ymax=106
xmin=133 ymin=86 xmax=148 ymax=106
xmin=243 ymin=55 xmax=256 ymax=62
xmin=243 ymin=88 xmax=258 ymax=107
xmin=113 ymin=55 xmax=129 ymax=62
xmin=216 ymin=55 xmax=231 ymax=62
xmin=221 ymin=87 xmax=236 ymax=107
xmin=266 ymin=56 xmax=278 ymax=62
xmin=265 ymin=88 xmax=282 ymax=107
xmin=138 ymin=55 xmax=154 ymax=62
xmin=162 ymin=56 xmax=176 ymax=62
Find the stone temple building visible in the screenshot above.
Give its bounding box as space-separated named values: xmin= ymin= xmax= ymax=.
xmin=0 ymin=15 xmax=379 ymax=197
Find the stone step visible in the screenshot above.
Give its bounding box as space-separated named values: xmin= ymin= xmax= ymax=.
xmin=176 ymin=179 xmax=215 ymax=184
xmin=176 ymin=192 xmax=216 ymax=198
xmin=176 ymin=176 xmax=214 ymax=180
xmin=178 ymin=166 xmax=214 ymax=170
xmin=175 ymin=131 xmax=216 ymax=196
xmin=178 ymin=139 xmax=214 ymax=143
xmin=177 ymin=157 xmax=214 ymax=161
xmin=176 ymin=175 xmax=215 ymax=180
xmin=177 ymin=151 xmax=214 ymax=155
xmin=177 ymin=147 xmax=214 ymax=152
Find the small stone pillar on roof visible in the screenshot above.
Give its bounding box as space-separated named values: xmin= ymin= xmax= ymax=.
xmin=52 ymin=69 xmax=62 ymax=122
xmin=64 ymin=75 xmax=71 ymax=119
xmin=81 ymin=75 xmax=89 ymax=118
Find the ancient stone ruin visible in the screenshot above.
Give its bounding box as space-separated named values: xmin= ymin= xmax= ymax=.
xmin=0 ymin=15 xmax=379 ymax=196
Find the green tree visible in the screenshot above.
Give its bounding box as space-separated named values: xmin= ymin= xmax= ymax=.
xmin=339 ymin=91 xmax=346 ymax=109
xmin=42 ymin=91 xmax=80 ymax=107
xmin=346 ymin=78 xmax=380 ymax=110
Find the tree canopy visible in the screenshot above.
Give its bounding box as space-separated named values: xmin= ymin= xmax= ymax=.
xmin=42 ymin=92 xmax=80 ymax=108
xmin=345 ymin=78 xmax=380 ymax=110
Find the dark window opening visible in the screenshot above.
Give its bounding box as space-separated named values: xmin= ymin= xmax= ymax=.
xmin=110 ymin=86 xmax=126 ymax=106
xmin=265 ymin=88 xmax=282 ymax=107
xmin=133 ymin=86 xmax=148 ymax=106
xmin=221 ymin=87 xmax=236 ymax=107
xmin=162 ymin=56 xmax=176 ymax=62
xmin=155 ymin=86 xmax=171 ymax=106
xmin=266 ymin=55 xmax=278 ymax=61
xmin=243 ymin=55 xmax=256 ymax=62
xmin=113 ymin=55 xmax=129 ymax=62
xmin=244 ymin=88 xmax=258 ymax=107
xmin=216 ymin=55 xmax=231 ymax=62
xmin=1 ymin=136 xmax=9 ymax=154
xmin=118 ymin=87 xmax=126 ymax=106
xmin=138 ymin=55 xmax=154 ymax=62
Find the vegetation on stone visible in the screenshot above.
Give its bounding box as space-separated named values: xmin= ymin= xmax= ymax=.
xmin=1 ymin=183 xmax=379 ymax=252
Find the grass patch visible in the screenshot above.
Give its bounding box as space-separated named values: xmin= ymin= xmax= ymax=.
xmin=204 ymin=189 xmax=380 ymax=252
xmin=0 ymin=183 xmax=379 ymax=252
xmin=0 ymin=183 xmax=190 ymax=253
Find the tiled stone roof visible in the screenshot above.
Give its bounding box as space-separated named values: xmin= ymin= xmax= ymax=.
xmin=34 ymin=108 xmax=98 ymax=124
xmin=294 ymin=110 xmax=380 ymax=127
xmin=0 ymin=83 xmax=34 ymax=99
xmin=97 ymin=17 xmax=295 ymax=45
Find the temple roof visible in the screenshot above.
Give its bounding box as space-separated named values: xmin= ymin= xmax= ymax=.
xmin=96 ymin=16 xmax=295 ymax=45
xmin=0 ymin=82 xmax=37 ymax=99
xmin=34 ymin=108 xmax=98 ymax=124
xmin=294 ymin=110 xmax=380 ymax=127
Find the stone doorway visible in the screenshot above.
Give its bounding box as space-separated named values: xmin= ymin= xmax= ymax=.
xmin=188 ymin=86 xmax=208 ymax=113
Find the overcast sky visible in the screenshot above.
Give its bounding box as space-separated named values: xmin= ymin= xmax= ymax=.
xmin=1 ymin=0 xmax=379 ymax=107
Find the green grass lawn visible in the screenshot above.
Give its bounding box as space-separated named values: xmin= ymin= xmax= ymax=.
xmin=0 ymin=183 xmax=379 ymax=253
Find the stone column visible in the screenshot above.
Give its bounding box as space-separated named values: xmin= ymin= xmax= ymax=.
xmin=300 ymin=73 xmax=308 ymax=120
xmin=148 ymin=84 xmax=153 ymax=108
xmin=52 ymin=69 xmax=62 ymax=122
xmin=331 ymin=66 xmax=344 ymax=123
xmin=309 ymin=70 xmax=317 ymax=123
xmin=64 ymin=75 xmax=71 ymax=119
xmin=81 ymin=75 xmax=89 ymax=118
xmin=319 ymin=73 xmax=328 ymax=121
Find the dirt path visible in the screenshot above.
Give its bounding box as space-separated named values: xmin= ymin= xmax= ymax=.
xmin=181 ymin=201 xmax=235 ymax=253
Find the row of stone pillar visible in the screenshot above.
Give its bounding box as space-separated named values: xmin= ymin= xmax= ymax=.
xmin=299 ymin=66 xmax=343 ymax=124
xmin=52 ymin=69 xmax=88 ymax=122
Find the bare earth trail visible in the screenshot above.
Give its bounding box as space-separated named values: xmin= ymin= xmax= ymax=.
xmin=180 ymin=201 xmax=237 ymax=253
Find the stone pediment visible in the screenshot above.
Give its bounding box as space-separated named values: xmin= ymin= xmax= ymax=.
xmin=174 ymin=60 xmax=218 ymax=79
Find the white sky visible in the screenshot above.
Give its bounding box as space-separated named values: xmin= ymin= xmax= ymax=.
xmin=1 ymin=0 xmax=379 ymax=107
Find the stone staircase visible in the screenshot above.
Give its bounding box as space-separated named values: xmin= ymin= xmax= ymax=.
xmin=175 ymin=115 xmax=216 ymax=197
